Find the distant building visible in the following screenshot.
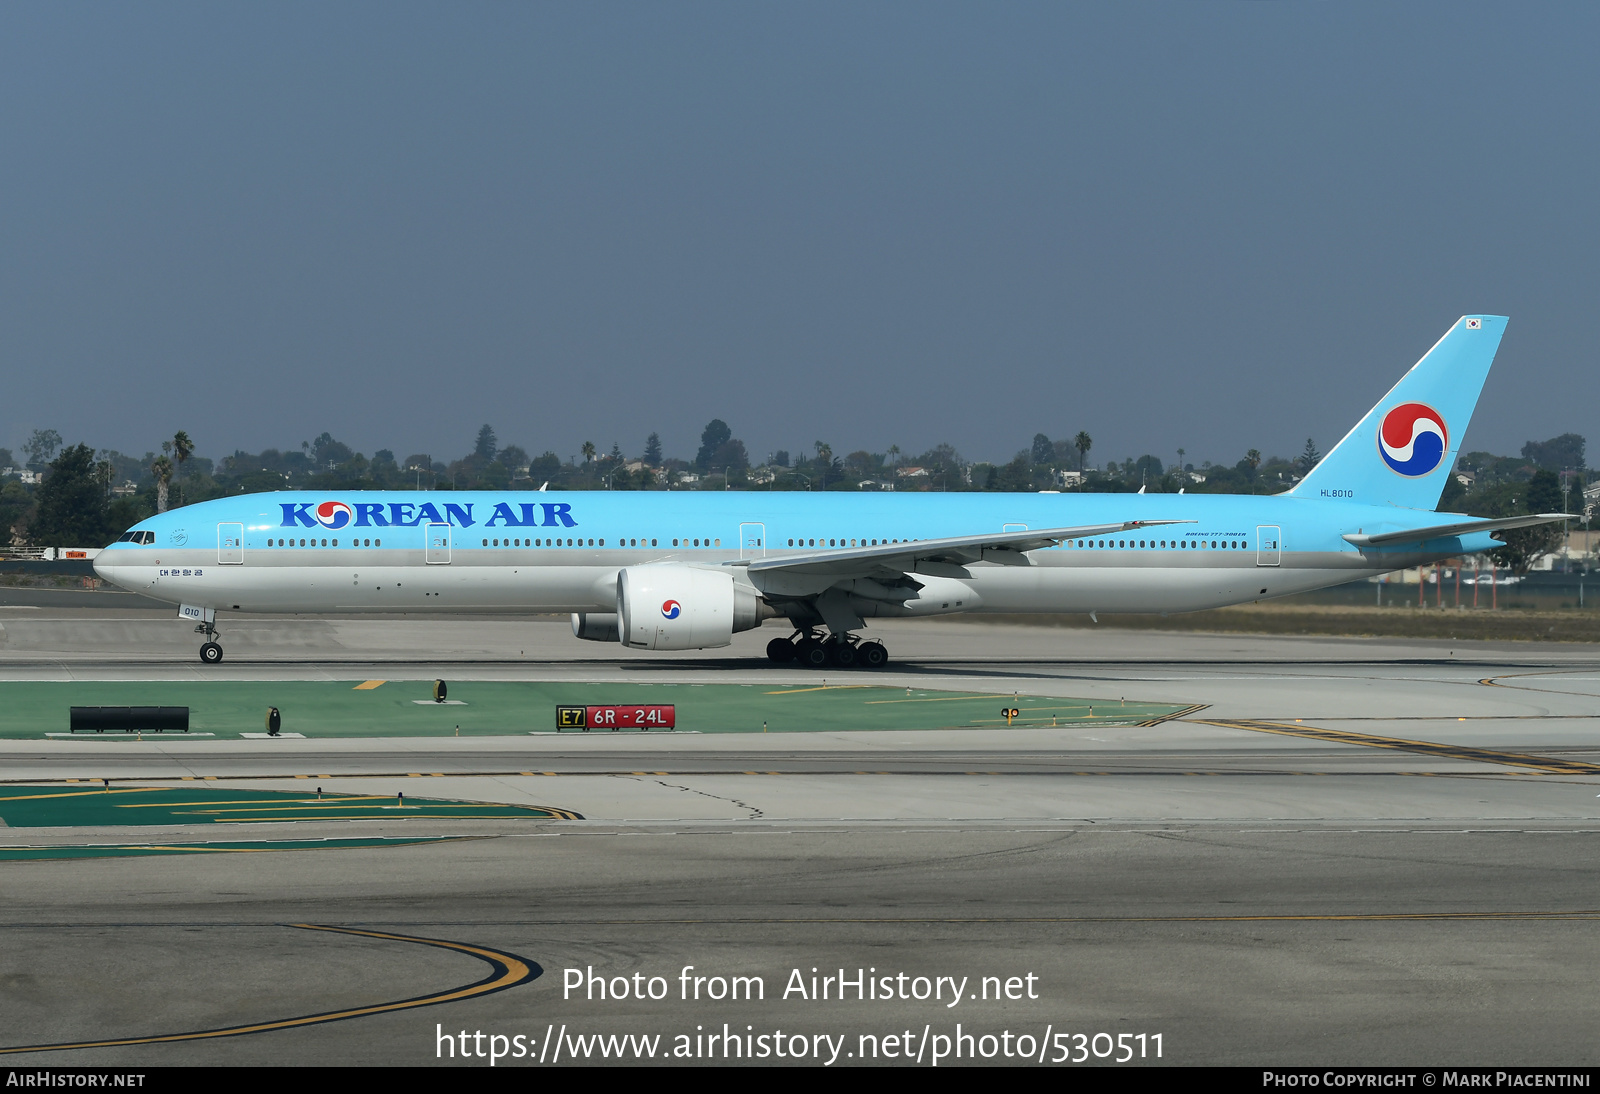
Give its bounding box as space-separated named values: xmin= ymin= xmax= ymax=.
xmin=1056 ymin=469 xmax=1084 ymax=487
xmin=896 ymin=466 xmax=929 ymax=479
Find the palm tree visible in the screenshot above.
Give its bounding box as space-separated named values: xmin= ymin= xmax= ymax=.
xmin=169 ymin=431 xmax=194 ymax=506
xmin=151 ymin=455 xmax=173 ymax=513
xmin=1246 ymin=448 xmax=1262 ymax=493
xmin=171 ymin=431 xmax=194 ymax=474
xmin=581 ymin=441 xmax=596 ymax=464
xmin=887 ymin=444 xmax=900 ymax=468
xmin=1074 ymin=431 xmax=1092 ymax=473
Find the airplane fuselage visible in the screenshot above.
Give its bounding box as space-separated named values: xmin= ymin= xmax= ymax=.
xmin=91 ymin=315 xmax=1534 ymax=665
xmin=95 ymin=489 xmax=1492 ymax=619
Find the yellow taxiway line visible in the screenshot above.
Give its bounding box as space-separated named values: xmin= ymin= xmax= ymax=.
xmin=0 ymin=924 xmax=538 ymax=1056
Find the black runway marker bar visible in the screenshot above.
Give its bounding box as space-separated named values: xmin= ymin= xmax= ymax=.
xmin=69 ymin=706 xmax=190 ymax=733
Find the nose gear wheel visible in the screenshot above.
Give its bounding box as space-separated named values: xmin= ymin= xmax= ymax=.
xmin=194 ymin=617 xmax=224 ymax=664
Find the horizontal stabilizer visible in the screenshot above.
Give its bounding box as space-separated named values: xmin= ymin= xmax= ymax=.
xmin=747 ymin=520 xmax=1195 ymax=577
xmin=1342 ymin=513 xmax=1571 ymax=548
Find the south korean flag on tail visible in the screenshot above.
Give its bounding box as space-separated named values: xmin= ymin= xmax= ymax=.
xmin=1466 ymin=318 xmax=1482 ymax=329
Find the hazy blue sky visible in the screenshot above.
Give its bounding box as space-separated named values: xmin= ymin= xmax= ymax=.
xmin=3 ymin=3 xmax=1597 ymax=471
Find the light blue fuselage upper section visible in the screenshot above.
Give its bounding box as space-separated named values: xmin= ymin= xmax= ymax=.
xmin=94 ymin=489 xmax=1495 ymax=618
xmin=104 ymin=489 xmax=1496 ymax=554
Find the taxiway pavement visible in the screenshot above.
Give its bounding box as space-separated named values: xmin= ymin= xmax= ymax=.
xmin=2 ymin=612 xmax=1598 ymax=1066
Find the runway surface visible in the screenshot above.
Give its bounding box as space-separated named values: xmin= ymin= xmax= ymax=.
xmin=2 ymin=611 xmax=1598 ymax=1066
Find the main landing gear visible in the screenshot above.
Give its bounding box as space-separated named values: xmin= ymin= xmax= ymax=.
xmin=766 ymin=631 xmax=888 ymax=669
xmin=196 ymin=619 xmax=224 ymax=664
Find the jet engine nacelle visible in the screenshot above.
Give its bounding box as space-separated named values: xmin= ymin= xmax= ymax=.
xmin=571 ymin=612 xmax=620 ymax=642
xmin=617 ymin=564 xmax=763 ymax=650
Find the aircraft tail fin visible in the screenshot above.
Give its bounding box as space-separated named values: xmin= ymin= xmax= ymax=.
xmin=1290 ymin=315 xmax=1507 ymax=510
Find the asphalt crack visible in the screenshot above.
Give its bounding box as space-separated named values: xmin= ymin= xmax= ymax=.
xmin=626 ymin=775 xmax=766 ymax=820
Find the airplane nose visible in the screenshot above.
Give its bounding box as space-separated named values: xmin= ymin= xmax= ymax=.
xmin=93 ymin=553 xmax=117 ymax=587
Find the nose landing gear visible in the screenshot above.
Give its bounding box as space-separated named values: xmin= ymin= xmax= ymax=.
xmin=195 ymin=619 xmax=224 ymax=664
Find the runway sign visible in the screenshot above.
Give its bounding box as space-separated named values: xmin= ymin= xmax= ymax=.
xmin=556 ymin=704 xmax=676 ymax=731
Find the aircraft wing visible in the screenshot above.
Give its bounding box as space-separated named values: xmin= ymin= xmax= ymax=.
xmin=1342 ymin=513 xmax=1571 ymax=548
xmin=745 ymin=519 xmax=1194 ymax=579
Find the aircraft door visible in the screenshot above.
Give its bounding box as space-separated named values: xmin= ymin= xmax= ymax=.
xmin=739 ymin=522 xmax=766 ymax=559
xmin=1256 ymin=526 xmax=1281 ymax=566
xmin=218 ymin=523 xmax=244 ymax=565
xmin=425 ymin=522 xmax=452 ymax=565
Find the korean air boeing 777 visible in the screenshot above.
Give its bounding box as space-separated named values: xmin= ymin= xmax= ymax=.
xmin=96 ymin=316 xmax=1565 ymax=667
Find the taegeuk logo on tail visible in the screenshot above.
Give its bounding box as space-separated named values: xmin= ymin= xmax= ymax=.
xmin=1377 ymin=402 xmax=1448 ymax=477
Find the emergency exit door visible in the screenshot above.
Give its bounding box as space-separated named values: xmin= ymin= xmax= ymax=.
xmin=739 ymin=522 xmax=766 ymax=559
xmin=217 ymin=523 xmax=243 ymax=565
xmin=1256 ymin=526 xmax=1281 ymax=566
xmin=425 ymin=523 xmax=452 ymax=564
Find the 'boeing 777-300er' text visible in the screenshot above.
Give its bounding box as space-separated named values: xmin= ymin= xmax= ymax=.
xmin=96 ymin=315 xmax=1565 ymax=667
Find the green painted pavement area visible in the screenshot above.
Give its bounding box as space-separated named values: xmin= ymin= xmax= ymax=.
xmin=0 ymin=837 xmax=467 ymax=861
xmin=0 ymin=786 xmax=580 ymax=826
xmin=0 ymin=680 xmax=1193 ymax=739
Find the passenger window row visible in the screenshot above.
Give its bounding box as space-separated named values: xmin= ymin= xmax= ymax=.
xmin=1068 ymin=539 xmax=1243 ymax=549
xmin=787 ymin=538 xmax=915 ymax=548
xmin=470 ymin=537 xmax=716 ymax=547
xmin=257 ymin=536 xmax=737 ymax=549
xmin=268 ymin=538 xmax=381 ymax=547
xmin=123 ymin=531 xmax=1249 ymax=552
